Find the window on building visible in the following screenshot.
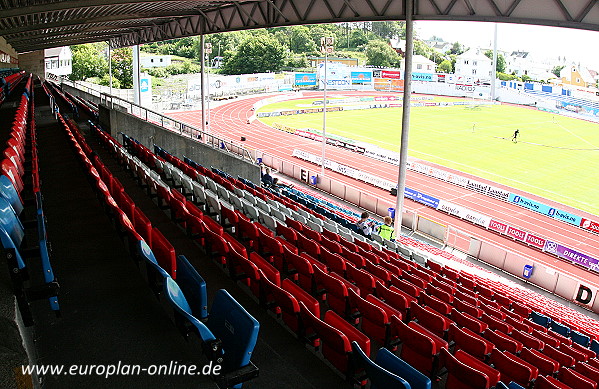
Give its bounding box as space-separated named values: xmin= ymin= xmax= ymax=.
xmin=473 ymin=61 xmax=477 ymax=66
xmin=464 ymin=60 xmax=469 ymax=65
xmin=151 ymin=59 xmax=154 ymax=63
xmin=160 ymin=58 xmax=163 ymax=62
xmin=417 ymin=64 xmax=422 ymax=69
xmin=576 ymin=78 xmax=581 ymax=83
xmin=472 ymin=69 xmax=477 ymax=75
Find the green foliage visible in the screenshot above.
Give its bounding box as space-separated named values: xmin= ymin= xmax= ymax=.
xmin=349 ymin=29 xmax=369 ymax=49
xmin=144 ymin=67 xmax=169 ymax=78
xmin=437 ymin=59 xmax=453 ymax=73
xmin=371 ymin=21 xmax=405 ymax=40
xmin=365 ymin=40 xmax=400 ymax=68
xmin=552 ymin=65 xmax=565 ymax=77
xmin=289 ymin=26 xmax=317 ymax=53
xmin=521 ymin=74 xmax=533 ymax=82
xmin=111 ymin=47 xmax=133 ymax=89
xmin=414 ymin=40 xmax=444 ymax=63
xmin=98 ymin=74 xmax=120 ymax=88
xmin=220 ymin=34 xmax=286 ymax=75
xmin=287 ymin=54 xmax=309 ymax=69
xmin=497 ymin=72 xmax=518 ymax=81
xmin=483 ymin=50 xmax=506 ymax=73
xmin=448 ymin=42 xmax=465 ymax=55
xmin=70 ymin=43 xmax=108 ymax=81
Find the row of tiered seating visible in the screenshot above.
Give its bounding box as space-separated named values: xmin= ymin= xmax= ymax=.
xmin=141 ymin=136 xmax=599 ymax=388
xmin=2 ymin=76 xmax=60 ymax=326
xmin=283 ymin=177 xmax=599 ymax=342
xmin=47 ymin=98 xmax=260 ymax=388
xmin=0 ymin=71 xmax=26 ymax=107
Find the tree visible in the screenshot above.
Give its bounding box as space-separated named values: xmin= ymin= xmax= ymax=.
xmin=371 ymin=21 xmax=405 ymax=40
xmin=289 ymin=26 xmax=317 ymax=53
xmin=448 ymin=42 xmax=465 ymax=55
xmin=220 ymin=34 xmax=286 ymax=75
xmin=349 ymin=29 xmax=369 ymax=49
xmin=111 ymin=47 xmax=133 ymax=89
xmin=552 ymin=65 xmax=565 ymax=77
xmin=484 ymin=50 xmax=506 ymax=73
xmin=70 ymin=43 xmax=108 ymax=81
xmin=437 ymin=59 xmax=453 ymax=73
xmin=365 ymin=40 xmax=400 ymax=68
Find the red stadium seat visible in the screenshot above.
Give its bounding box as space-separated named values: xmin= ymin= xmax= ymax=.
xmin=451 ymin=308 xmax=488 ymax=335
xmin=489 ymin=349 xmax=538 ymax=387
xmin=449 ymin=324 xmax=494 ymax=361
xmin=411 ymin=301 xmax=452 ymax=339
xmin=282 ymin=279 xmax=320 ymax=320
xmin=454 ymin=350 xmax=500 ymax=388
xmin=150 ymin=227 xmax=177 ymax=279
xmin=376 ymin=282 xmax=412 ymax=320
xmin=484 ymin=329 xmax=523 ymax=354
xmin=347 ymin=289 xmax=390 ymax=345
xmin=440 ymin=348 xmax=490 ymax=389
xmin=260 ymin=270 xmax=301 ymax=333
xmin=535 ymin=375 xmax=575 ymax=389
xmin=420 ymin=292 xmax=451 ymax=316
xmin=558 ymin=366 xmax=597 ymax=389
xmin=520 ymin=347 xmax=559 ymax=376
xmin=392 ymin=316 xmax=441 ymax=377
xmin=345 ymin=263 xmax=375 ymax=296
xmin=313 ymin=265 xmax=348 ymax=316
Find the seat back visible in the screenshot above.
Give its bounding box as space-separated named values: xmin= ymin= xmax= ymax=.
xmin=207 ymin=289 xmax=259 ymax=371
xmin=440 ymin=348 xmax=490 ymax=389
xmin=559 ymin=366 xmax=597 ymax=389
xmin=0 ymin=197 xmax=24 ymax=248
xmin=163 ymin=277 xmax=216 ymax=344
xmin=351 ymin=342 xmax=410 ymax=389
xmin=175 ymin=255 xmax=208 ymax=320
xmin=392 ymin=316 xmax=437 ymax=376
xmin=0 ymin=175 xmax=23 ymax=215
xmin=150 ymin=228 xmax=177 ymax=278
xmin=375 ymin=346 xmax=432 ymax=389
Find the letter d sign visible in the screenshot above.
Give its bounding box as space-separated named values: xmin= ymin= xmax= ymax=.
xmin=575 ymin=284 xmax=594 ymax=305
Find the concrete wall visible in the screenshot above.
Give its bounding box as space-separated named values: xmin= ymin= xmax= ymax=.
xmin=101 ymin=105 xmax=260 ymax=183
xmin=62 ymin=83 xmax=102 ymax=106
xmin=18 ymin=51 xmax=44 ymax=77
xmin=0 ymin=37 xmax=18 ymax=69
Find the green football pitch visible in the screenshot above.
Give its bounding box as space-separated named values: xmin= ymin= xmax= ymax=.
xmin=258 ymin=97 xmax=599 ymax=216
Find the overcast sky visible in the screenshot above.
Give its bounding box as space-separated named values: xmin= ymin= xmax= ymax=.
xmin=415 ymin=21 xmax=599 ymax=70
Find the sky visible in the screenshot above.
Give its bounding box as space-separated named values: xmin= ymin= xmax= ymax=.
xmin=415 ymin=21 xmax=599 ymax=70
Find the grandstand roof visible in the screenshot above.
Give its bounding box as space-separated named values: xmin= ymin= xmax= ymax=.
xmin=2 ymin=0 xmax=599 ymax=54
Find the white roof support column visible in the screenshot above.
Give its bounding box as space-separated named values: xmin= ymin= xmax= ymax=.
xmin=394 ymin=0 xmax=414 ymax=236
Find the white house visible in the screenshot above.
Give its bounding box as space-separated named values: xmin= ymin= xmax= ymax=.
xmin=44 ymin=47 xmax=72 ymax=77
xmin=454 ymin=48 xmax=493 ymax=80
xmin=400 ymin=55 xmax=437 ymax=74
xmin=504 ymin=51 xmax=556 ymax=81
xmin=141 ymin=55 xmax=171 ymax=68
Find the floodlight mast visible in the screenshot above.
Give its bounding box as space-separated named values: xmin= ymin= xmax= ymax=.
xmin=394 ymin=0 xmax=414 ymax=236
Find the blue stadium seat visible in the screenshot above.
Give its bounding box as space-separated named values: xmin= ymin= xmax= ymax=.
xmin=163 ymin=277 xmax=220 ymax=351
xmin=375 ymin=347 xmax=431 ymax=389
xmin=175 ymin=254 xmax=208 ymax=320
xmin=507 ymin=382 xmax=526 ymax=389
xmin=570 ymin=330 xmax=591 ymax=347
xmin=138 ymin=240 xmax=170 ymax=296
xmin=550 ymin=320 xmax=571 ymax=337
xmin=0 ymin=175 xmax=23 ymax=215
xmin=207 ymin=289 xmax=259 ymax=371
xmin=591 ymin=339 xmax=599 ymax=355
xmin=0 ymin=197 xmax=25 ymax=248
xmin=530 ymin=311 xmax=551 ymax=327
xmin=351 ymin=342 xmax=410 ymax=389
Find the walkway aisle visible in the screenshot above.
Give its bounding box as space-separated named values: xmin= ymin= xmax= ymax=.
xmin=87 ymin=127 xmax=352 ymax=389
xmin=30 ymin=85 xmax=216 ymax=389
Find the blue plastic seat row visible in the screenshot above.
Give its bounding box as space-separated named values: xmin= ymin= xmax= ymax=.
xmin=138 ymin=240 xmax=259 ymax=388
xmin=351 ymin=341 xmax=431 ymax=389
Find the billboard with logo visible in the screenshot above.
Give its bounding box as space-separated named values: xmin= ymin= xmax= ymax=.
xmin=351 ymin=71 xmax=372 ymax=84
xmin=318 ymin=62 xmax=352 ymax=90
xmin=294 ymin=73 xmax=317 ymax=86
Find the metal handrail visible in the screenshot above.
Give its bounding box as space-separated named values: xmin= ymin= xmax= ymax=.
xmin=93 ymin=92 xmax=255 ymax=163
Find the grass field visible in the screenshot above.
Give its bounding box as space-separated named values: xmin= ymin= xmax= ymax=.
xmin=258 ymin=97 xmax=599 ymax=216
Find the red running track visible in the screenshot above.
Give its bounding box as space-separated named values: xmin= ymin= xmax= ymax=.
xmin=168 ymin=91 xmax=599 ymax=287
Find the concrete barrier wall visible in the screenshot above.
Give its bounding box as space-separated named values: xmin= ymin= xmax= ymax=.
xmin=105 ymin=105 xmax=260 ymax=183
xmin=415 ymin=216 xmax=447 ymax=242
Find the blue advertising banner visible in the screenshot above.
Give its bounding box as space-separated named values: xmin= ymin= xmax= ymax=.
xmin=508 ymin=194 xmax=555 ymax=216
xmin=412 ymin=73 xmax=434 ymax=82
xmin=351 ymin=71 xmax=372 ymax=84
xmin=404 ymin=187 xmax=440 ymax=209
xmin=294 ymin=73 xmax=317 ymax=86
xmin=551 ymin=209 xmax=582 ymax=226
